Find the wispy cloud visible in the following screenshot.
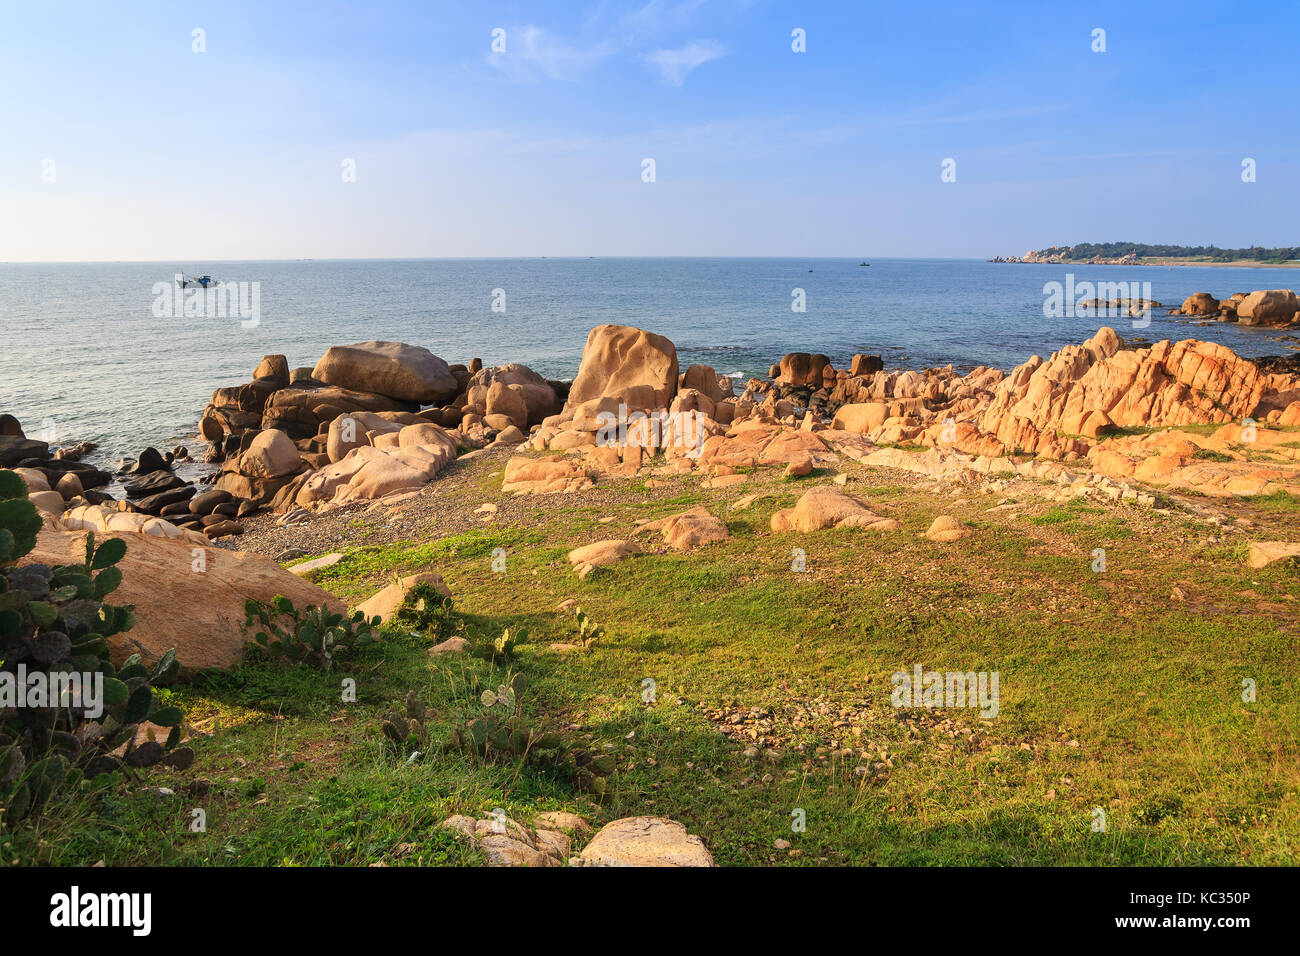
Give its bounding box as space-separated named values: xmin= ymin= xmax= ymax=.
xmin=488 ymin=25 xmax=617 ymax=82
xmin=645 ymin=39 xmax=726 ymax=86
xmin=487 ymin=4 xmax=724 ymax=85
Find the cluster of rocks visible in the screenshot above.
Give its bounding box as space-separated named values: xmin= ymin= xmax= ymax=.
xmin=196 ymin=342 xmax=570 ymax=514
xmin=991 ymin=248 xmax=1142 ymax=265
xmin=4 ymin=419 xmax=208 ymax=538
xmin=753 ymin=326 xmax=1300 ymax=472
xmin=185 ymin=320 xmax=1300 ymax=528
xmin=507 ymin=326 xmax=865 ymax=496
xmin=113 ymin=447 xmax=260 ymax=539
xmin=1 ymin=415 xmax=112 ymax=509
xmin=976 ymin=328 xmax=1299 ymax=453
xmin=1172 ymin=289 xmax=1299 ymax=327
xmin=9 ymin=429 xmax=263 ymax=541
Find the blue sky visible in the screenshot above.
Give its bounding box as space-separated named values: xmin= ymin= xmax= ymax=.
xmin=2 ymin=0 xmax=1297 ymax=260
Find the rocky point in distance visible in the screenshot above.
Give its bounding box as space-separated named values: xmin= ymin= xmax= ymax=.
xmin=991 ymin=241 xmax=1300 ymax=268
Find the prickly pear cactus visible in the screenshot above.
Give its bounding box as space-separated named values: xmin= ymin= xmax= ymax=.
xmin=0 ymin=471 xmax=187 ymax=821
xmin=574 ymin=607 xmax=604 ymax=649
xmin=244 ymin=594 xmax=378 ymax=671
xmin=381 ymin=691 xmax=430 ymax=758
xmin=471 ymin=626 xmax=525 ymax=663
xmin=436 ymin=670 xmax=613 ymax=799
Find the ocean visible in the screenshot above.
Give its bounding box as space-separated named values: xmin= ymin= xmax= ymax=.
xmin=1 ymin=257 xmax=1296 ymax=464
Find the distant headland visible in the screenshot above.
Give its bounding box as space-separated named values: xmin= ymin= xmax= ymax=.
xmin=990 ymin=242 xmax=1300 ymax=268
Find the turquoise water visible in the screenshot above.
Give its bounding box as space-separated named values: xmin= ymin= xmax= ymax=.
xmin=1 ymin=257 xmax=1295 ymax=461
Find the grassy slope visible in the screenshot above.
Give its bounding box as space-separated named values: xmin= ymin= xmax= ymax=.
xmin=6 ymin=460 xmax=1298 ymax=867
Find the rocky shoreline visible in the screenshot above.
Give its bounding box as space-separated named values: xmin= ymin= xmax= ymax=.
xmin=5 ymin=306 xmax=1300 ymax=677
xmin=5 ymin=295 xmax=1300 ymax=548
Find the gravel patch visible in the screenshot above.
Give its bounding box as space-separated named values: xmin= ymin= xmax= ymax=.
xmin=228 ymin=446 xmax=787 ymax=562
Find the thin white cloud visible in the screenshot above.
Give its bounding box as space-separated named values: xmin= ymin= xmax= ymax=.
xmin=645 ymin=39 xmax=726 ymax=86
xmin=488 ymin=25 xmax=617 ymax=82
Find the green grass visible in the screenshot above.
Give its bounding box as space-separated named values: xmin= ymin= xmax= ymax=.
xmin=1248 ymin=491 xmax=1300 ymax=515
xmin=1027 ymin=500 xmax=1136 ymax=540
xmin=1098 ymin=422 xmax=1227 ymax=441
xmin=6 ymin=467 xmax=1298 ymax=867
xmin=1193 ymin=449 xmax=1235 ymax=463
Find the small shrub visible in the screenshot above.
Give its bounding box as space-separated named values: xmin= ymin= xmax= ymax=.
xmin=393 ymin=583 xmax=459 ymax=641
xmin=1134 ymin=795 xmax=1182 ymax=826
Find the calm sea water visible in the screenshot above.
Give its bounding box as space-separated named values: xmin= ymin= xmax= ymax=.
xmin=1 ymin=258 xmax=1296 ymax=463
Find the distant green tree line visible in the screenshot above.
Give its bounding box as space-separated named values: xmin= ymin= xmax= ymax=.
xmin=1048 ymin=242 xmax=1300 ymax=262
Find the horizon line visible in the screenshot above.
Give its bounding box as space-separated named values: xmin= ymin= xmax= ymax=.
xmin=0 ymin=255 xmax=987 ymax=265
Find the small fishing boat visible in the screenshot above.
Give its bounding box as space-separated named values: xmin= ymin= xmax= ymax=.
xmin=176 ymin=273 xmax=219 ymax=289
xmin=859 ymin=261 xmax=870 ymax=266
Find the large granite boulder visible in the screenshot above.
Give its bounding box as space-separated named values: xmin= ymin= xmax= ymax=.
xmin=778 ymin=352 xmax=831 ymax=387
xmin=577 ymin=817 xmax=714 ymax=867
xmin=19 ymin=530 xmax=345 ymax=673
xmin=680 ymin=364 xmax=725 ymax=404
xmin=501 ymin=455 xmax=594 ymax=494
xmin=325 ymin=410 xmax=402 ymax=463
xmin=0 ymin=436 xmax=49 ymax=468
xmin=770 ymin=487 xmax=900 ymax=533
xmin=240 ymin=428 xmax=302 ymax=479
xmin=1180 ymin=293 xmax=1220 ymax=316
xmin=58 ymin=504 xmax=208 ymax=545
xmin=486 ymin=381 xmax=530 ymax=430
xmin=472 ymin=364 xmax=560 ymax=427
xmin=567 ymin=325 xmax=678 ymax=412
xmin=313 ymin=341 xmax=459 ymax=404
xmin=636 ymin=506 xmax=729 ymax=551
xmin=260 ymin=385 xmax=413 ymax=440
xmin=253 ymin=354 xmax=290 ymax=387
xmin=1236 ymin=290 xmax=1298 ymax=327
xmin=831 ymin=402 xmax=889 ymax=434
xmin=295 ymin=423 xmax=459 ymax=511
